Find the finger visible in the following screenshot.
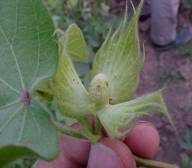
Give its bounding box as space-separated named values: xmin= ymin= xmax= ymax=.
xmin=87 ymin=143 xmax=124 ymax=168
xmin=124 ymin=121 xmax=160 ymax=159
xmin=61 ymin=135 xmax=90 ymax=165
xmin=101 ymin=138 xmax=136 ymax=168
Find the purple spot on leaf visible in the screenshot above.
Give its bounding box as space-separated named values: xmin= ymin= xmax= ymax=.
xmin=21 ymin=90 xmax=31 ymax=107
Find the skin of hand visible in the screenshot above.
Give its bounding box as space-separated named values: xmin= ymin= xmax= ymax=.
xmin=37 ymin=121 xmax=160 ymax=168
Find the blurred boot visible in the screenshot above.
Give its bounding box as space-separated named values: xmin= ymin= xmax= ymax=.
xmin=151 ymin=0 xmax=180 ymax=46
xmin=140 ymin=0 xmax=151 ymax=21
xmin=151 ymin=0 xmax=192 ymax=50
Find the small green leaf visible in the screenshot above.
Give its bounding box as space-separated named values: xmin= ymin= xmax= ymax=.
xmin=0 ymin=0 xmax=59 ymax=163
xmin=181 ymin=129 xmax=192 ymax=150
xmin=101 ymin=2 xmax=110 ymax=14
xmin=33 ymin=79 xmax=53 ymax=102
xmin=0 ymin=146 xmax=34 ymax=167
xmin=181 ymin=154 xmax=192 ymax=168
xmin=92 ymin=0 xmax=144 ymax=104
xmin=67 ymin=0 xmax=78 ymax=8
xmin=98 ymin=90 xmax=172 ymax=138
xmin=52 ymin=54 xmax=95 ymax=118
xmin=58 ymin=23 xmax=89 ymax=63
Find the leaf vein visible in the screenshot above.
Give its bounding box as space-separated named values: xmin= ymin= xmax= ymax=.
xmin=0 ymin=78 xmax=20 ymax=94
xmin=17 ymin=108 xmax=27 ymax=143
xmin=0 ymin=99 xmax=20 ymax=110
xmin=0 ymin=106 xmax=22 ymax=133
xmin=11 ymin=0 xmax=18 ymax=44
xmin=0 ymin=25 xmax=25 ymax=90
xmin=31 ymin=109 xmax=41 ymax=137
xmin=30 ymin=0 xmax=41 ymax=86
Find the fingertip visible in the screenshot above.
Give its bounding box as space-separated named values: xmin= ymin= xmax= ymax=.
xmin=87 ymin=143 xmax=124 ymax=168
xmin=60 ymin=135 xmax=90 ymax=165
xmin=125 ymin=121 xmax=160 ymax=159
xmin=101 ymin=138 xmax=136 ymax=168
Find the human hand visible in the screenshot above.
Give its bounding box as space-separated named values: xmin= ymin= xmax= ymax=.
xmin=36 ymin=121 xmax=160 ymax=168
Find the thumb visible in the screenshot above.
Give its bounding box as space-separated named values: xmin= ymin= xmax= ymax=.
xmin=87 ymin=143 xmax=124 ymax=168
xmin=101 ymin=138 xmax=136 ymax=168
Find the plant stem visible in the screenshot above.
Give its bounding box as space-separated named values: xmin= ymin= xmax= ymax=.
xmin=79 ymin=127 xmax=101 ymax=144
xmin=53 ymin=119 xmax=101 ymax=143
xmin=94 ymin=117 xmax=102 ymax=135
xmin=48 ymin=109 xmax=84 ymax=138
xmin=78 ymin=118 xmax=101 ymax=143
xmin=79 ymin=118 xmax=93 ymax=131
xmin=134 ymin=155 xmax=179 ymax=168
xmin=52 ymin=119 xmax=84 ymax=139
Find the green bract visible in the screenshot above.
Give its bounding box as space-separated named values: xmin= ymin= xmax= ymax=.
xmin=98 ymin=90 xmax=172 ymax=138
xmin=63 ymin=24 xmax=89 ymax=62
xmin=91 ymin=1 xmax=144 ymax=104
xmin=52 ymin=24 xmax=95 ymax=119
xmin=52 ymin=54 xmax=95 ymax=118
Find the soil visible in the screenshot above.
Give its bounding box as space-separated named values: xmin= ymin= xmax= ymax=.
xmin=135 ymin=12 xmax=192 ymax=167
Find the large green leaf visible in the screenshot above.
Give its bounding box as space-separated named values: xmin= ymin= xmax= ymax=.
xmin=0 ymin=0 xmax=59 ymax=164
xmin=92 ymin=0 xmax=144 ymax=104
xmin=98 ymin=90 xmax=173 ymax=138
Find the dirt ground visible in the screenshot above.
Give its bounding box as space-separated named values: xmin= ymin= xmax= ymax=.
xmin=135 ymin=14 xmax=192 ymax=166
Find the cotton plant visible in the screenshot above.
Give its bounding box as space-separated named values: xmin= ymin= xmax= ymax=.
xmin=0 ymin=0 xmax=175 ymax=167
xmin=51 ymin=0 xmax=173 ymax=143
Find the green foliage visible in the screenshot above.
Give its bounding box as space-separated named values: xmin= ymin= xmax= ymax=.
xmin=45 ymin=0 xmax=63 ymax=15
xmin=159 ymin=70 xmax=184 ymax=85
xmin=181 ymin=0 xmax=192 ymax=9
xmin=181 ymin=154 xmax=192 ymax=168
xmin=181 ymin=129 xmax=192 ymax=150
xmin=5 ymin=157 xmax=36 ymax=168
xmin=176 ymin=42 xmax=192 ymax=61
xmin=183 ymin=106 xmax=192 ymax=113
xmin=47 ymin=0 xmax=118 ymax=52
